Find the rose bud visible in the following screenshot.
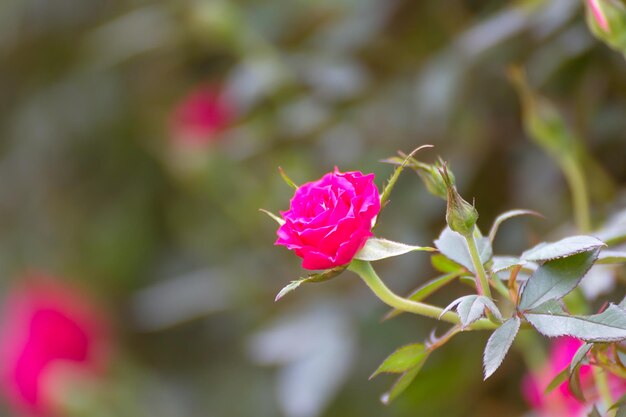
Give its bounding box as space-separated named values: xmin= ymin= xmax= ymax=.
xmin=275 ymin=168 xmax=381 ymax=270
xmin=439 ymin=165 xmax=478 ymax=237
xmin=585 ymin=0 xmax=626 ymax=55
xmin=169 ymin=84 xmax=234 ymax=148
xmin=587 ymin=0 xmax=611 ymax=32
xmin=522 ymin=337 xmax=626 ymax=417
xmin=0 ymin=277 xmax=110 ymax=416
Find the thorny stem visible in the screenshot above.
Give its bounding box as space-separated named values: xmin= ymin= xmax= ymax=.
xmin=348 ymin=260 xmax=497 ymax=330
xmin=593 ymin=366 xmax=615 ymax=416
xmin=427 ymin=325 xmax=462 ymax=351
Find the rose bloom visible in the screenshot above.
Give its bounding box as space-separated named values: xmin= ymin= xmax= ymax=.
xmin=0 ymin=277 xmax=110 ymax=416
xmin=522 ymin=337 xmax=626 ymax=417
xmin=276 ymin=168 xmax=380 ymax=270
xmin=169 ymin=85 xmax=234 ymax=148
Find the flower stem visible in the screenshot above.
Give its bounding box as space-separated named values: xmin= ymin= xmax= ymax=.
xmin=464 ymin=232 xmax=492 ymax=299
xmin=490 ymin=273 xmax=510 ymax=300
xmin=348 ymin=260 xmax=497 ymax=330
xmin=593 ymin=366 xmax=615 ymax=416
xmin=561 ymin=152 xmax=612 ymax=413
xmin=561 ymin=156 xmax=592 ymax=233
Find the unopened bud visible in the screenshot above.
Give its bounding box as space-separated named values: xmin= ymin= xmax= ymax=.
xmin=585 ymin=0 xmax=626 ymax=55
xmin=588 ymin=0 xmax=611 ymax=32
xmin=439 ymin=165 xmax=478 ymax=237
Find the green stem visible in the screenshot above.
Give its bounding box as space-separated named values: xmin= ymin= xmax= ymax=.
xmin=428 ymin=325 xmax=461 ymax=351
xmin=561 ymin=156 xmax=592 ymax=233
xmin=490 ymin=274 xmax=510 ymax=300
xmin=593 ymin=366 xmax=615 ymax=416
xmin=348 ymin=260 xmax=497 ymax=330
xmin=561 ymin=152 xmax=612 ymax=413
xmin=464 ymin=232 xmax=492 ymax=299
xmin=514 ymin=330 xmax=547 ymax=373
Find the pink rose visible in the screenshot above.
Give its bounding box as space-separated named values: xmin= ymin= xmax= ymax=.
xmin=276 ymin=168 xmax=381 ymax=270
xmin=0 ymin=277 xmax=110 ymax=416
xmin=522 ymin=337 xmax=626 ymax=417
xmin=169 ymin=85 xmax=234 ymax=147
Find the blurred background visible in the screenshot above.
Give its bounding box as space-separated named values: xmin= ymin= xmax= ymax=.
xmin=0 ymin=0 xmax=625 ymax=416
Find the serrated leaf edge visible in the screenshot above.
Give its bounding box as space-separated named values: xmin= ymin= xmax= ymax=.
xmin=483 ymin=316 xmax=521 ymax=379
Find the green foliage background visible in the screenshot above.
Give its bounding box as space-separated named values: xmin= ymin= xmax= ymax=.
xmin=0 ymin=0 xmax=625 ymax=416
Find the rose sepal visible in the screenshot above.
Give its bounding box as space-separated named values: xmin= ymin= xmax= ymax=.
xmin=354 ymin=238 xmax=435 ymax=262
xmin=274 ymin=266 xmax=347 ymax=301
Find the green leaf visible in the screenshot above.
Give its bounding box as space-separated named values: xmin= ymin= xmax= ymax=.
xmin=595 ymin=210 xmax=626 ymax=246
xmin=610 ymin=394 xmax=626 ymax=417
xmin=274 ymin=266 xmax=346 ymax=301
xmin=383 ymin=272 xmax=462 ymax=320
xmin=431 ymin=254 xmax=464 ymax=273
xmin=458 ymin=296 xmax=503 ymax=325
xmin=380 ymin=144 xmax=433 ymax=207
xmin=521 ymin=235 xmax=605 ymax=262
xmin=567 ymin=343 xmax=591 ymax=402
xmin=544 ymin=367 xmax=569 ymax=394
xmin=354 ymin=238 xmax=435 ymax=262
xmin=483 ymin=316 xmax=521 ymax=379
xmin=490 ymin=256 xmax=527 ymax=273
xmin=524 ymin=300 xmax=626 ymax=342
xmin=519 ymin=249 xmax=600 ymax=310
xmin=370 ymin=343 xmax=428 ymax=379
xmin=380 ymin=355 xmax=429 ymax=405
xmin=259 ymin=209 xmax=285 ymax=226
xmin=459 ymin=275 xmax=476 ymax=287
xmin=441 ymin=295 xmax=503 ymax=328
xmin=569 ymin=343 xmax=592 ymax=374
xmin=488 ymin=209 xmax=543 ymax=242
xmin=569 ymin=365 xmax=585 ymax=402
xmin=597 ymin=250 xmax=626 ymax=264
xmin=434 ymin=227 xmax=492 ymax=274
xmin=380 ymin=156 xmax=406 ymax=166
xmin=278 ymin=166 xmax=298 ymax=189
xmin=618 ymin=348 xmax=626 ymax=366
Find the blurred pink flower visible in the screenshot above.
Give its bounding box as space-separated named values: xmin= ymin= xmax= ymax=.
xmin=522 ymin=337 xmax=626 ymax=417
xmin=276 ymin=168 xmax=380 ymax=270
xmin=0 ymin=277 xmax=110 ymax=416
xmin=169 ymin=85 xmax=234 ymax=148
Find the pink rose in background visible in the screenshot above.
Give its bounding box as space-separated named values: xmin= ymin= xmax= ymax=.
xmin=0 ymin=277 xmax=110 ymax=416
xmin=522 ymin=337 xmax=626 ymax=417
xmin=169 ymin=85 xmax=234 ymax=148
xmin=276 ymin=168 xmax=381 ymax=270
